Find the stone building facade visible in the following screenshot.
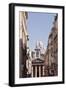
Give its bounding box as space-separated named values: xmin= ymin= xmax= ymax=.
xmin=44 ymin=15 xmax=58 ymax=76
xmin=31 ymin=41 xmax=45 ymax=77
xmin=26 ymin=48 xmax=32 ymax=77
xmin=19 ymin=11 xmax=28 ymax=78
xmin=32 ymin=58 xmax=45 ymax=77
xmin=44 ymin=48 xmax=49 ymax=76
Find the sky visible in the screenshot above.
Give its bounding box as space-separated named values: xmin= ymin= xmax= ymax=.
xmin=27 ymin=12 xmax=56 ymax=50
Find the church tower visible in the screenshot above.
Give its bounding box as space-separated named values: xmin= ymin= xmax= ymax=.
xmin=35 ymin=41 xmax=45 ymax=59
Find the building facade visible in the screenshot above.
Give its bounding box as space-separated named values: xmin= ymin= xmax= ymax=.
xmin=19 ymin=11 xmax=28 ymax=78
xmin=32 ymin=58 xmax=45 ymax=77
xmin=26 ymin=48 xmax=32 ymax=77
xmin=44 ymin=15 xmax=58 ymax=76
xmin=44 ymin=48 xmax=49 ymax=76
xmin=31 ymin=41 xmax=45 ymax=77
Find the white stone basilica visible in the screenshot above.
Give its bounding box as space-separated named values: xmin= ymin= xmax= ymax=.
xmin=26 ymin=41 xmax=45 ymax=77
xmin=31 ymin=41 xmax=45 ymax=77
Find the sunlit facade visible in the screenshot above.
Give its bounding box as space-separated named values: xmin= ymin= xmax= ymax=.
xmin=19 ymin=11 xmax=28 ymax=78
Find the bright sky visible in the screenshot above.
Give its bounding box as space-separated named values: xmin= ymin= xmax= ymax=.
xmin=27 ymin=12 xmax=56 ymax=50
